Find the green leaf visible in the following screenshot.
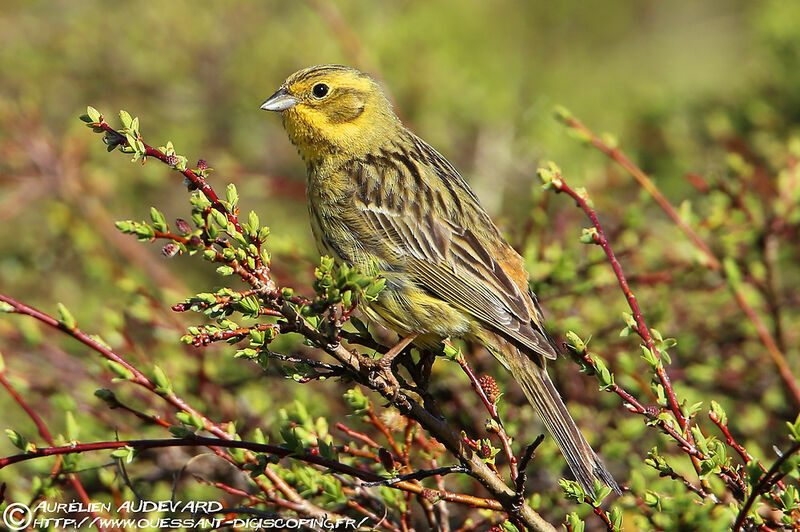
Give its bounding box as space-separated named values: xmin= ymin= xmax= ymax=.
xmin=565 ymin=330 xmax=586 ymax=351
xmin=5 ymin=429 xmax=33 ymax=452
xmin=343 ymin=387 xmax=369 ymax=414
xmin=591 ymin=478 xmax=612 ymax=505
xmin=168 ymin=425 xmax=194 ymax=438
xmin=564 ymin=512 xmax=585 ymax=532
xmin=225 ymin=183 xmax=239 ymax=208
xmin=640 ymin=345 xmax=660 ymax=369
xmin=318 ymin=438 xmax=337 ymax=461
xmin=212 ymin=209 xmax=228 ymax=228
xmin=149 ymin=207 xmax=167 ymax=233
xmin=442 ymin=341 xmax=463 ymax=362
xmin=216 ymin=265 xmax=235 ymax=276
xmin=65 ymin=411 xmax=79 ymax=441
xmin=175 ymin=411 xmax=205 ymax=429
xmin=106 ymin=360 xmax=134 ymax=381
xmin=609 ymin=506 xmax=623 ymax=530
xmin=786 ymin=413 xmax=800 ymax=442
xmin=114 ymin=220 xmax=134 ymax=233
xmin=119 ymin=110 xmax=132 ymax=128
xmin=57 ymin=302 xmax=77 ymax=329
xmin=110 ymin=446 xmax=135 ymax=463
xmin=580 ymin=227 xmax=600 ymax=244
xmin=86 ymin=106 xmax=101 ymax=123
xmin=151 ymin=365 xmax=172 ymax=395
xmin=248 ymin=211 xmax=260 ymax=233
xmin=558 ymin=478 xmax=585 ymax=502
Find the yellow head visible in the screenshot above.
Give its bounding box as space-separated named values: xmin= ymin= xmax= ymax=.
xmin=261 ymin=65 xmax=401 ymax=164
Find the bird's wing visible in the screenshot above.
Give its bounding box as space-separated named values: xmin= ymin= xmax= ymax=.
xmin=349 ymin=204 xmax=558 ymax=360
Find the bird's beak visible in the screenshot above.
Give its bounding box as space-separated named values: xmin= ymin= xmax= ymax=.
xmin=260 ymin=87 xmax=298 ymax=112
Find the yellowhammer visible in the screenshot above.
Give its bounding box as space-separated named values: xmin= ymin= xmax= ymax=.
xmin=261 ymin=64 xmax=619 ymax=496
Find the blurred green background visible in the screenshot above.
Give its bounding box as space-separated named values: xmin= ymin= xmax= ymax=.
xmin=3 ymin=0 xmax=794 ymax=314
xmin=1 ymin=1 xmax=800 ymax=530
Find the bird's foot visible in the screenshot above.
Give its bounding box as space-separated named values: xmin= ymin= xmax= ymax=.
xmin=362 ymin=333 xmax=418 ymax=404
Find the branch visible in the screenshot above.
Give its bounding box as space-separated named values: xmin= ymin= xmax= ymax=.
xmin=541 ymin=167 xmax=684 ymax=427
xmin=0 ymin=436 xmax=504 ymax=512
xmin=0 ymin=292 xmax=331 ymax=520
xmin=733 ymin=441 xmax=800 ymax=531
xmin=558 ymin=111 xmax=800 ymax=407
xmin=0 ymin=372 xmax=107 ymax=531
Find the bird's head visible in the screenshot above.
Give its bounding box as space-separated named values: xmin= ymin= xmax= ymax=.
xmin=261 ymin=65 xmax=401 ymax=164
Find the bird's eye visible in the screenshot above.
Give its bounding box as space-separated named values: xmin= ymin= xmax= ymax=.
xmin=312 ymin=83 xmax=329 ymax=98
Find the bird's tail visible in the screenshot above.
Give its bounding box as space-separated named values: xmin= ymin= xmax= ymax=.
xmin=509 ymin=352 xmax=620 ymax=497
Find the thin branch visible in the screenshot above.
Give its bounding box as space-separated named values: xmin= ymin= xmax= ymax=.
xmin=0 ymin=292 xmax=332 ymax=520
xmin=452 ymin=350 xmax=518 ymax=481
xmin=0 ymin=371 xmax=107 ymax=531
xmin=362 ymin=466 xmax=470 ymax=487
xmin=560 ymin=113 xmax=800 ymax=407
xmin=733 ymin=441 xmax=800 ymax=531
xmin=544 ymin=167 xmax=721 ymax=493
xmin=0 ymin=436 xmax=505 ymax=512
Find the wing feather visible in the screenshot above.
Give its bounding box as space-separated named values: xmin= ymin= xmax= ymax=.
xmin=352 ymin=205 xmax=557 ymax=360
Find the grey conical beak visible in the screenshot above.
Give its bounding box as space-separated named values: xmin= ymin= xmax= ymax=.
xmin=260 ymin=88 xmax=298 ymax=112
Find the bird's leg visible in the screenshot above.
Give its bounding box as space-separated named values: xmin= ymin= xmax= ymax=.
xmin=379 ymin=332 xmax=418 ymax=370
xmin=363 ymin=333 xmax=418 ymax=401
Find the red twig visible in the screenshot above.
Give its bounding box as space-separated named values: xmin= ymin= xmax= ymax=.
xmin=451 ymin=349 xmax=518 ymax=481
xmin=560 ymin=114 xmax=800 ymax=407
xmin=0 ymin=292 xmax=330 ymax=519
xmin=547 ymin=173 xmax=684 ymax=428
xmin=0 ymin=372 xmax=107 ymax=531
xmin=98 ymin=123 xmax=242 ymax=234
xmin=733 ymin=441 xmax=800 ymax=531
xmin=544 ymin=168 xmax=745 ymax=495
xmin=0 ymin=436 xmax=505 ymax=512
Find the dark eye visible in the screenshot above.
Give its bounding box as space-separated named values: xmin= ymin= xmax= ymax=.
xmin=312 ymin=83 xmax=329 ymax=98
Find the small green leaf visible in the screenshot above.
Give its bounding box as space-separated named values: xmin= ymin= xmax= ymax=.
xmin=149 ymin=207 xmax=168 ymax=233
xmin=248 ymin=211 xmax=260 ymax=233
xmin=216 ymin=265 xmax=235 ymax=276
xmin=87 ymin=106 xmax=101 ymax=123
xmin=579 ymin=227 xmax=599 ymax=244
xmin=119 ymin=110 xmax=133 ymax=128
xmin=226 ymin=183 xmax=239 ymax=208
xmin=558 ymin=478 xmax=585 ymax=502
xmin=343 ymin=387 xmax=369 ymax=414
xmin=151 ymin=365 xmax=172 ymax=395
xmin=107 ymin=360 xmax=134 ymax=381
xmin=110 ymin=446 xmax=135 ymax=462
xmin=65 ymin=411 xmax=79 ymax=441
xmin=169 ymin=425 xmax=194 ymax=438
xmin=564 ymin=512 xmax=585 ymax=532
xmin=175 ymin=411 xmax=205 ymax=429
xmin=57 ymin=303 xmax=77 ymax=329
xmin=6 ymin=429 xmax=33 ymax=452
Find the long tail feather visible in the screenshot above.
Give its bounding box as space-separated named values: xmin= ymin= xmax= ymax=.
xmin=510 ymin=353 xmax=620 ymax=497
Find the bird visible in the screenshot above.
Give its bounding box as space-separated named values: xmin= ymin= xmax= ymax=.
xmin=260 ymin=64 xmax=619 ymax=496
